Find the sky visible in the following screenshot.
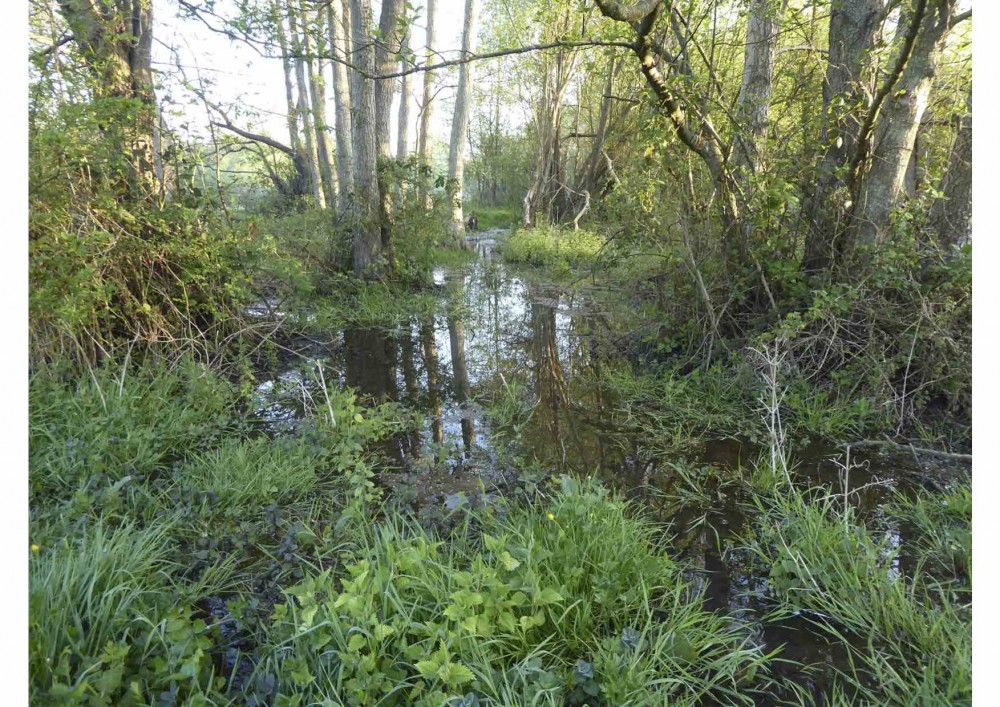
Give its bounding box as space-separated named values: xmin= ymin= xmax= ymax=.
xmin=153 ymin=0 xmax=474 ymax=151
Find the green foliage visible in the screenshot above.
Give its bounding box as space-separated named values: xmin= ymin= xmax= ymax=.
xmin=265 ymin=476 xmax=771 ymax=706
xmin=29 ymin=200 xmax=257 ymax=367
xmin=749 ymin=482 xmax=971 ymax=705
xmin=28 ymin=520 xmax=221 ymax=704
xmin=28 ymin=360 xmax=405 ymax=702
xmin=501 ymin=227 xmax=608 ymax=271
xmin=29 ymin=361 xmax=242 ymax=508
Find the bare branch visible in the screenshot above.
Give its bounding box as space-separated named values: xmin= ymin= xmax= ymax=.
xmin=30 ymin=32 xmax=73 ymax=61
xmin=211 ymin=120 xmax=296 ymax=156
xmin=950 ymin=9 xmax=971 ymax=27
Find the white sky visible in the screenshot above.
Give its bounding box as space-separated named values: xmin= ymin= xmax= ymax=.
xmin=153 ymin=0 xmax=473 ymax=151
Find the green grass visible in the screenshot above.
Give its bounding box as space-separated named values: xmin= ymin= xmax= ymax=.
xmin=262 ymin=475 xmax=775 ymax=706
xmin=500 ymin=226 xmax=608 ymax=271
xmin=748 ymin=480 xmax=971 ymax=705
xmin=466 ymin=205 xmax=518 ymax=230
xmin=28 ymin=519 xmax=226 ymax=703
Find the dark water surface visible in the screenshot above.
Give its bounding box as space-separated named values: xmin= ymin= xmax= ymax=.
xmin=251 ymin=229 xmax=970 ymax=702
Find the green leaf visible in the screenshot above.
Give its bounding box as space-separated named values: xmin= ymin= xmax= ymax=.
xmin=536 ymin=587 xmax=563 ymax=605
xmin=500 ymin=551 xmax=520 ymax=571
xmin=439 ymin=662 xmax=475 ymax=687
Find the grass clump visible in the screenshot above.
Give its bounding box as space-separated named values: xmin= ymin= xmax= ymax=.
xmin=749 ymin=481 xmax=971 ymax=705
xmin=28 ymin=520 xmax=223 ymax=704
xmin=264 ymin=475 xmax=772 ymax=706
xmin=500 ymin=226 xmax=608 ymax=272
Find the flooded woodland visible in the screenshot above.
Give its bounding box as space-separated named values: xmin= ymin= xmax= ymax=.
xmin=29 ymin=0 xmax=971 ymax=704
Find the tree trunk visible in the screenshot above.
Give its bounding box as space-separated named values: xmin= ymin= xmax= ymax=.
xmin=327 ymin=0 xmax=354 ymax=209
xmin=396 ymin=25 xmax=412 ymax=164
xmin=579 ymin=54 xmax=619 ymax=197
xmin=59 ymin=0 xmax=158 ymax=201
xmin=418 ymin=0 xmax=438 ymax=207
xmin=273 ymin=1 xmax=302 ymax=157
xmin=929 ymin=87 xmax=971 ymax=248
xmin=349 ymin=0 xmax=382 ymax=276
xmin=852 ymin=1 xmax=955 ymax=250
xmin=374 ymin=0 xmax=402 ymax=270
xmin=734 ymin=0 xmax=779 ymax=175
xmin=447 ymin=0 xmax=479 ymax=242
xmin=800 ymin=0 xmax=885 ymax=272
xmin=287 ymin=1 xmax=324 ymax=207
xmin=304 ymin=0 xmax=336 ymax=209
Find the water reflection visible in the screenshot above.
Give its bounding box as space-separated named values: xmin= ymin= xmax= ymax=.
xmin=447 ymin=276 xmax=475 ymax=454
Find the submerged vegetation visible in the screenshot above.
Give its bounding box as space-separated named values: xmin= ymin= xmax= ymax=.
xmin=28 ymin=0 xmax=972 ymax=703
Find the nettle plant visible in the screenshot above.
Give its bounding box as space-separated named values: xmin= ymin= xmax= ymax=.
xmin=262 ymin=477 xmax=770 ymax=706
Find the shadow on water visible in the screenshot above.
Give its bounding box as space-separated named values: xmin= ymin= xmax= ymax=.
xmin=251 ymin=228 xmax=970 ymax=703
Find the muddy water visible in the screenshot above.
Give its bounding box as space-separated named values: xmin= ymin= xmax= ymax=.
xmin=252 ymin=228 xmax=970 ymax=702
xmin=253 ymin=228 xmax=632 ymax=493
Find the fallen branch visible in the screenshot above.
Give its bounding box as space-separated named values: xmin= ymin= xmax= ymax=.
xmin=841 ymin=438 xmax=971 ymax=463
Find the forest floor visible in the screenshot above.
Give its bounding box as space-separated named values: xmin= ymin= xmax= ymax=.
xmin=29 ymin=227 xmax=971 ymax=705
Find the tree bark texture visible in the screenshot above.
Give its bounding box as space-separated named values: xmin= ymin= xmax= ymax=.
xmin=59 ymin=0 xmax=158 ymax=200
xmin=929 ymin=87 xmax=971 ymax=247
xmin=288 ymin=1 xmax=324 ymax=207
xmin=448 ymin=0 xmax=479 ymax=240
xmin=327 ymin=0 xmax=354 ymax=209
xmin=418 ymin=0 xmax=438 ymax=207
xmin=852 ymin=0 xmax=956 ymax=249
xmin=304 ymin=0 xmax=336 ymax=209
xmin=800 ymin=0 xmax=884 ymax=272
xmin=349 ymin=0 xmax=382 ymax=276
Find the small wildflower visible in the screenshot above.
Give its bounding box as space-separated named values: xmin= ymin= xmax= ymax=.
xmin=30 ymin=544 xmax=40 ymax=553
xmin=547 ymin=512 xmax=555 ymax=521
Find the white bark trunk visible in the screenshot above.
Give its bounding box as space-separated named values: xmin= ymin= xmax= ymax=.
xmin=303 ymin=0 xmax=335 ymax=209
xmin=327 ymin=0 xmax=354 ymax=209
xmin=448 ymin=0 xmax=479 ymax=238
xmin=288 ymin=1 xmax=324 ymax=207
xmin=418 ymin=0 xmax=437 ymax=207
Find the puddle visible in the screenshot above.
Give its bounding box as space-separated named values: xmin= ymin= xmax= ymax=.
xmin=248 ymin=227 xmax=970 ymax=701
xmin=251 ymin=228 xmax=627 ymax=493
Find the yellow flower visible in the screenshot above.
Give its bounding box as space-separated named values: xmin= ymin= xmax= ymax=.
xmin=30 ymin=544 xmax=39 ymax=553
xmin=547 ymin=513 xmax=555 ymax=521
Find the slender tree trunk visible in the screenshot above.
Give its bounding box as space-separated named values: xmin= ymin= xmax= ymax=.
xmin=447 ymin=0 xmax=479 ymax=242
xmin=734 ymin=0 xmax=779 ymax=175
xmin=524 ymin=45 xmax=579 ymax=227
xmin=801 ymin=0 xmax=885 ymax=272
xmin=304 ymin=0 xmax=335 ymax=209
xmin=273 ymin=1 xmax=302 ymax=156
xmin=350 ymin=0 xmax=382 ymax=276
xmin=418 ymin=0 xmax=438 ymax=207
xmin=288 ymin=1 xmax=324 ymax=207
xmin=928 ymin=87 xmax=972 ymax=248
xmin=396 ymin=25 xmax=412 ymax=163
xmin=852 ymin=1 xmax=955 ymax=249
xmin=374 ymin=0 xmax=402 ymax=270
xmin=327 ymin=0 xmax=354 ymax=209
xmin=580 ymin=54 xmax=619 ymax=196
xmin=374 ymin=0 xmax=402 ymax=157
